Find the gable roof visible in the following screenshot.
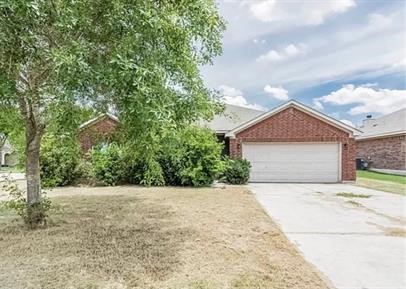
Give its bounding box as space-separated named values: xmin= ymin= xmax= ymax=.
xmin=203 ymin=104 xmax=265 ymax=133
xmin=225 ymin=100 xmax=361 ymax=137
xmin=356 ymin=108 xmax=406 ymax=140
xmin=79 ymin=113 xmax=119 ymax=130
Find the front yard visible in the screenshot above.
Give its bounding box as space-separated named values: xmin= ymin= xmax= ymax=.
xmin=0 ymin=186 xmax=329 ymax=289
xmin=356 ymin=170 xmax=406 ymax=195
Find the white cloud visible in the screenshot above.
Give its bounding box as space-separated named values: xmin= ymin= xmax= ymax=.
xmin=263 ymin=84 xmax=289 ymax=100
xmin=253 ymin=38 xmax=267 ymax=44
xmin=218 ymin=85 xmax=266 ymax=110
xmin=257 ymin=50 xmax=283 ymax=62
xmin=249 ymin=0 xmax=356 ymax=25
xmin=203 ymin=8 xmax=404 ymax=91
xmin=257 ymin=43 xmax=306 ymax=62
xmin=313 ymin=98 xmax=324 ymax=110
xmin=340 ymin=119 xmax=354 ymax=127
xmin=314 ymin=84 xmax=406 ymax=115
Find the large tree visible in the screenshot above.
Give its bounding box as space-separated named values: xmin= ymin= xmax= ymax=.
xmin=0 ymin=0 xmax=225 ymax=225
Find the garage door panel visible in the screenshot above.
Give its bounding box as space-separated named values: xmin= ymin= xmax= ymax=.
xmin=242 ymin=143 xmax=340 ymax=183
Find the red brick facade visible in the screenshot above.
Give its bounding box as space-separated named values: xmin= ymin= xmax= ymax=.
xmin=229 ymin=107 xmax=356 ymax=181
xmin=356 ymin=135 xmax=406 ymax=170
xmin=78 ymin=116 xmax=119 ymax=152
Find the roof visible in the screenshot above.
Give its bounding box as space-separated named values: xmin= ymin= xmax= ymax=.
xmin=356 ymin=108 xmax=406 ymax=140
xmin=225 ymin=100 xmax=361 ymax=137
xmin=79 ymin=113 xmax=119 ymax=130
xmin=202 ymin=104 xmax=265 ymax=133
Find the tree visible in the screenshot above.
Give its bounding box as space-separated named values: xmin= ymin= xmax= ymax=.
xmin=0 ymin=0 xmax=225 ymax=226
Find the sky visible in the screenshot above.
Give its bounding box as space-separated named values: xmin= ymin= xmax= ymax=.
xmin=201 ymin=0 xmax=406 ymax=127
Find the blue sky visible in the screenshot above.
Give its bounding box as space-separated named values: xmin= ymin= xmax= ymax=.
xmin=201 ymin=0 xmax=406 ymax=126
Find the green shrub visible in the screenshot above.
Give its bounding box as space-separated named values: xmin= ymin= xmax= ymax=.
xmin=1 ymin=180 xmax=52 ymax=229
xmin=140 ymin=159 xmax=165 ymax=186
xmin=90 ymin=143 xmax=125 ymax=186
xmin=76 ymin=159 xmax=96 ymax=185
xmin=161 ymin=127 xmax=225 ymax=187
xmin=40 ymin=136 xmax=81 ymax=188
xmin=159 ymin=154 xmax=183 ymax=186
xmin=222 ymin=158 xmax=251 ymax=185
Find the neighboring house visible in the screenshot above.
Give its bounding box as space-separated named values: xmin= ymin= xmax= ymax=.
xmin=78 ymin=113 xmax=119 ymax=152
xmin=0 ymin=138 xmax=17 ymax=167
xmin=356 ymin=108 xmax=406 ymax=170
xmin=79 ymin=100 xmax=360 ymax=183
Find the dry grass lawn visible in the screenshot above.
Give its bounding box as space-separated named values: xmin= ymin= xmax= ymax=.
xmin=0 ymin=186 xmax=330 ymax=289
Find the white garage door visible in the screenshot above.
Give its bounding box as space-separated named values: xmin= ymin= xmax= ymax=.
xmin=242 ymin=143 xmax=340 ymax=183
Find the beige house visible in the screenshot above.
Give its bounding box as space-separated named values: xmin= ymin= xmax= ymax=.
xmin=356 ymin=108 xmax=406 ymax=170
xmin=0 ymin=138 xmax=17 ymax=167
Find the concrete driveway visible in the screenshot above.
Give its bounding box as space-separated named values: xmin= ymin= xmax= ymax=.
xmin=250 ymin=183 xmax=406 ymax=289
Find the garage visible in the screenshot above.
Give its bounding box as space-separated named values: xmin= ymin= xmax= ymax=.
xmin=242 ymin=142 xmax=341 ymax=182
xmin=225 ymin=100 xmax=360 ymax=182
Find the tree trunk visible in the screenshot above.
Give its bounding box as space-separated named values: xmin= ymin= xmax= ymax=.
xmin=26 ymin=128 xmax=42 ymax=205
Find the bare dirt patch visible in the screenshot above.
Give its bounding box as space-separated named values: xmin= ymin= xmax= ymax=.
xmin=0 ymin=186 xmax=329 ymax=289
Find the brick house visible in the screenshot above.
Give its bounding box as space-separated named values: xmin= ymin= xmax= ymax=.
xmin=78 ymin=113 xmax=119 ymax=152
xmin=221 ymin=100 xmax=359 ymax=182
xmin=356 ymin=108 xmax=406 ymax=170
xmin=79 ymin=100 xmax=360 ymax=183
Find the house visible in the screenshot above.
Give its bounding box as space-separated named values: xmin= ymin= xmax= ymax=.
xmin=0 ymin=138 xmax=17 ymax=167
xmin=356 ymin=108 xmax=406 ymax=171
xmin=78 ymin=113 xmax=119 ymax=152
xmin=79 ymin=100 xmax=360 ymax=183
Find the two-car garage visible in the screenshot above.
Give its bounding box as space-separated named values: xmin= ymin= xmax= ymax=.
xmin=242 ymin=142 xmax=341 ymax=183
xmin=226 ymin=100 xmax=358 ymax=183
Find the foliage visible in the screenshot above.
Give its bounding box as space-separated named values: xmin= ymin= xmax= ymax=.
xmin=0 ymin=0 xmax=225 ymax=226
xmin=88 ymin=127 xmax=224 ymax=187
xmin=90 ymin=143 xmax=125 ymax=186
xmin=0 ymin=0 xmax=225 ymax=156
xmin=161 ymin=127 xmax=225 ymax=187
xmin=40 ymin=135 xmax=81 ymax=188
xmin=140 ymin=158 xmax=165 ymax=186
xmin=120 ymin=151 xmax=163 ymax=186
xmin=76 ymin=159 xmax=96 ymax=185
xmin=1 ymin=181 xmax=52 ymax=229
xmin=222 ymin=158 xmax=251 ymax=185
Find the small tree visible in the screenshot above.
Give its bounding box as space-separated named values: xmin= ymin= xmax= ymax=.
xmin=0 ymin=0 xmax=225 ymax=226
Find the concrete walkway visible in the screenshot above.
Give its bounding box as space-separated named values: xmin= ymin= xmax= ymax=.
xmin=250 ymin=183 xmax=406 ymax=289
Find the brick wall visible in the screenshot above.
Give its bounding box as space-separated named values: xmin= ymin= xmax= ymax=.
xmin=229 ymin=107 xmax=356 ymax=181
xmin=78 ymin=116 xmax=119 ymax=152
xmin=356 ymin=135 xmax=406 ymax=170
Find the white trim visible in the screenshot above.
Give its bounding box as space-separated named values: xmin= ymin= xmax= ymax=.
xmin=225 ymin=100 xmax=362 ymax=137
xmin=79 ymin=113 xmax=119 ymax=130
xmin=355 ymin=131 xmax=406 ymax=140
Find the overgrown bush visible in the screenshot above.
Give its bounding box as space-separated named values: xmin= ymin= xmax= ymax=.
xmin=90 ymin=143 xmax=125 ymax=186
xmin=40 ymin=136 xmax=81 ymax=188
xmin=161 ymin=127 xmax=225 ymax=187
xmin=76 ymin=159 xmax=96 ymax=185
xmin=1 ymin=180 xmax=52 ymax=229
xmin=159 ymin=154 xmax=183 ymax=186
xmin=222 ymin=158 xmax=251 ymax=185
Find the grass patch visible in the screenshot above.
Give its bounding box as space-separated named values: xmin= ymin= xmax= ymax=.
xmin=356 ymin=171 xmax=406 ymax=195
xmin=357 ymin=170 xmax=406 ymax=185
xmin=336 ymin=192 xmax=371 ymax=198
xmin=0 ymin=167 xmax=21 ymax=173
xmin=0 ymin=186 xmax=329 ymax=289
xmin=346 ymin=200 xmax=361 ymax=207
